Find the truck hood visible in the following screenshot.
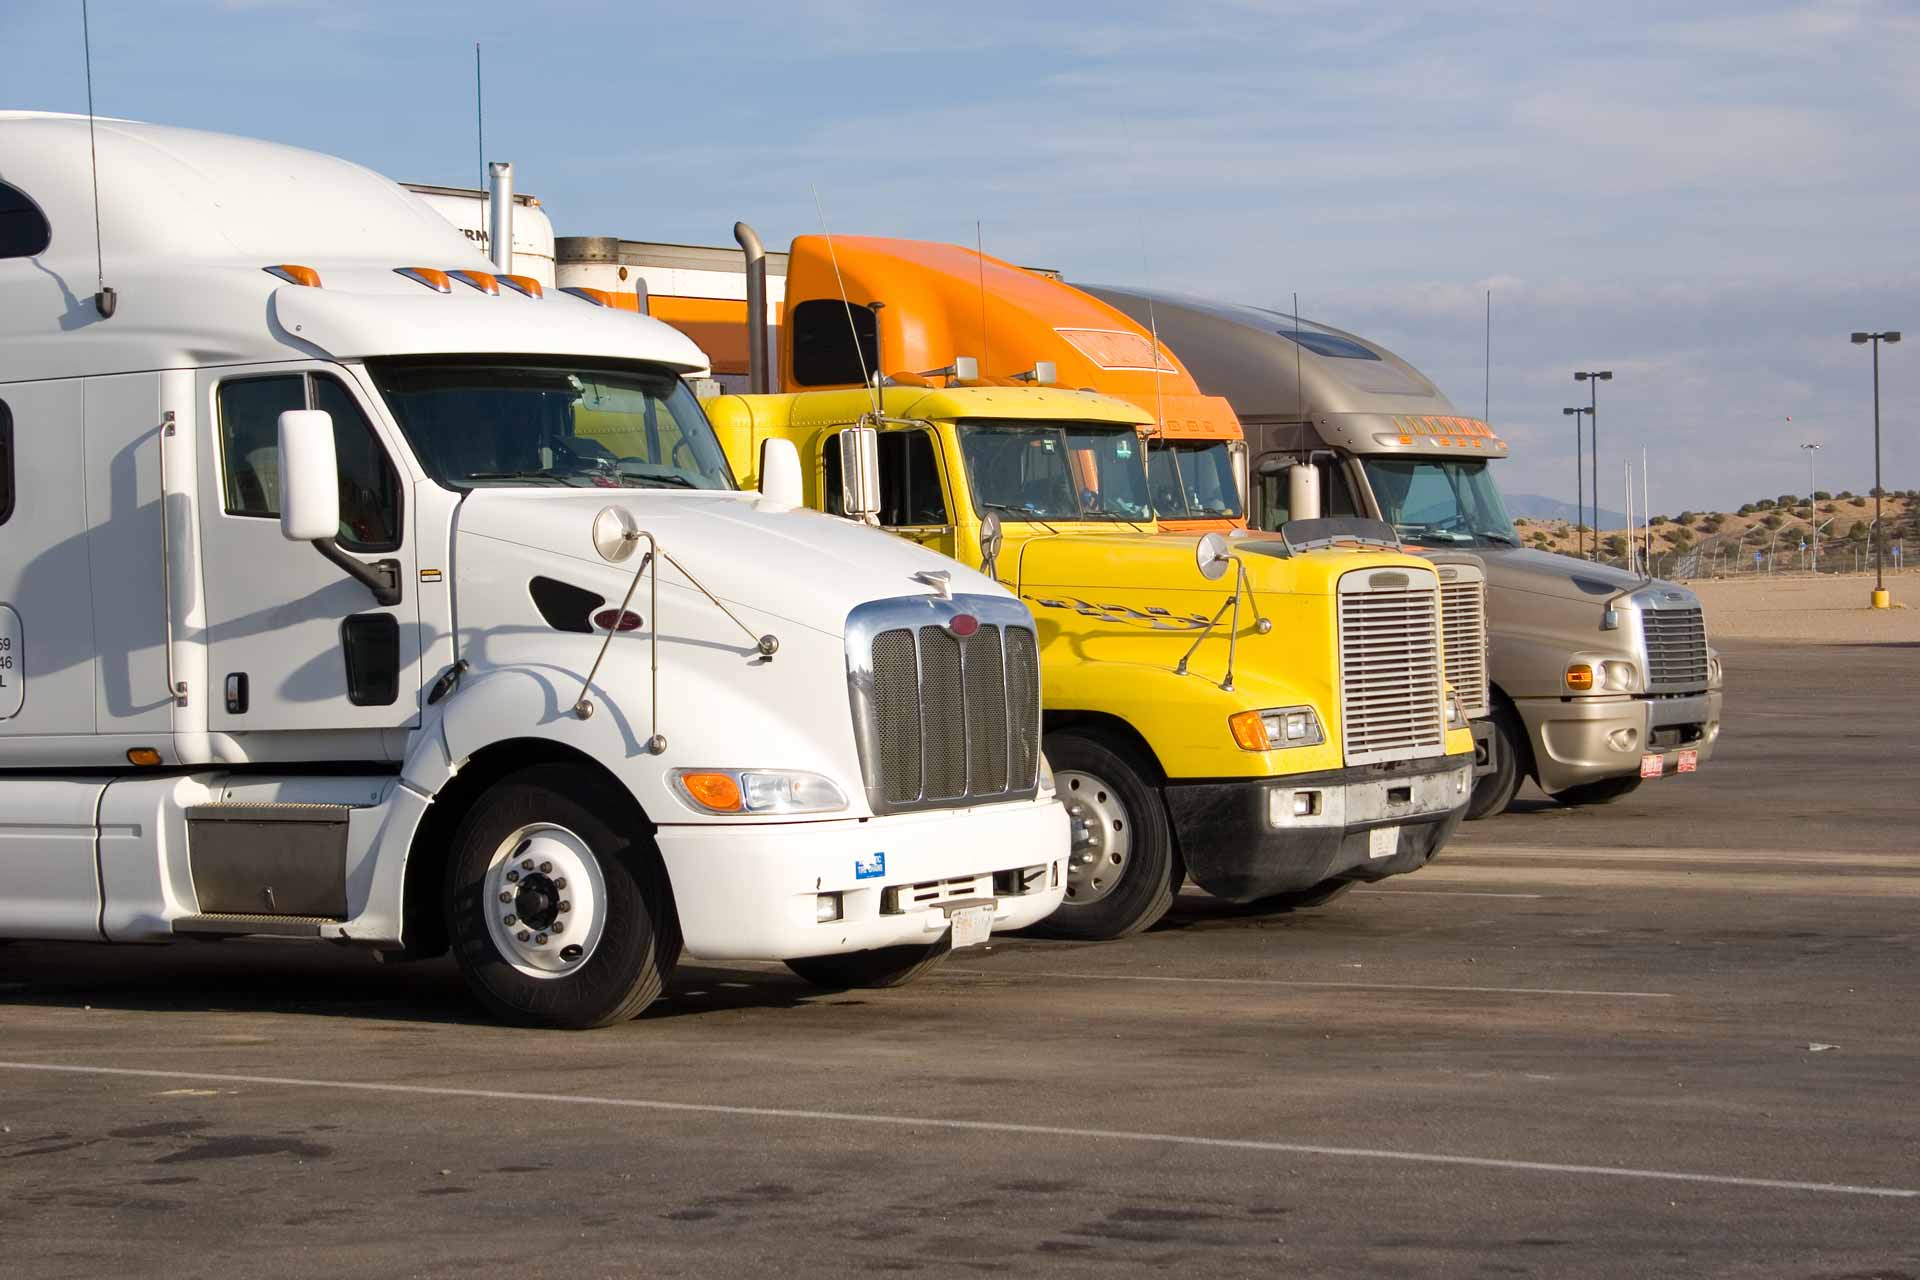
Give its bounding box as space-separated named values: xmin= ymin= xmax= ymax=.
xmin=1014 ymin=529 xmax=1439 ymax=600
xmin=456 ymin=489 xmax=1004 ymax=637
xmin=1474 ymin=546 xmax=1693 ymax=607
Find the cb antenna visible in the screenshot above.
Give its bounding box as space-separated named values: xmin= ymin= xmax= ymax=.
xmin=474 ymin=43 xmax=485 ymax=191
xmin=975 ymin=219 xmax=991 ymax=379
xmin=1484 ymin=288 xmax=1492 ymax=423
xmin=1116 ymin=116 xmax=1167 ymax=437
xmin=811 ymin=186 xmax=882 ymax=418
xmin=81 ymin=0 xmax=114 ymax=319
xmin=1293 ymin=292 xmax=1303 ymax=422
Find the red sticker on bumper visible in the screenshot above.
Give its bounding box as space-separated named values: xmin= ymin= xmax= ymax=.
xmin=1640 ymin=754 xmax=1664 ymax=779
xmin=1676 ymin=749 xmax=1699 ymax=773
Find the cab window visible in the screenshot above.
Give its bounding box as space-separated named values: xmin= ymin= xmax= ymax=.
xmin=1255 ymin=457 xmax=1359 ymax=531
xmin=824 ymin=430 xmax=948 ymax=525
xmin=217 ymin=373 xmax=403 ymax=552
xmin=0 ymin=400 xmax=13 ymax=526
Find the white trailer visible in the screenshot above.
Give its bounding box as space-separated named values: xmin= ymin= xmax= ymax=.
xmin=0 ymin=113 xmax=1065 ymax=1028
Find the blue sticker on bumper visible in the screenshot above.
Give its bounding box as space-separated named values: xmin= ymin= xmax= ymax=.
xmin=855 ymin=851 xmax=886 ymax=880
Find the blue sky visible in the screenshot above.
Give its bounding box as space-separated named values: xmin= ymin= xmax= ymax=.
xmin=6 ymin=0 xmax=1914 ymax=513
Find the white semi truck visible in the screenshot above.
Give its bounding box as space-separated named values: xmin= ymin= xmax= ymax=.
xmin=0 ymin=113 xmax=1066 ymax=1027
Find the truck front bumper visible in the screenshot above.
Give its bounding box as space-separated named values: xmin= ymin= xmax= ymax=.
xmin=1516 ymin=690 xmax=1722 ymax=795
xmin=656 ymin=797 xmax=1068 ymax=961
xmin=1164 ymin=756 xmax=1472 ymax=902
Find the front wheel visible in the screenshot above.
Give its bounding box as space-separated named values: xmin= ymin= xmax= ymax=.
xmin=446 ymin=765 xmax=681 ymax=1029
xmin=1550 ymin=775 xmax=1644 ymax=807
xmin=1464 ymin=703 xmax=1528 ymax=821
xmin=785 ymin=940 xmax=949 ymax=990
xmin=1033 ymin=729 xmax=1178 ymax=940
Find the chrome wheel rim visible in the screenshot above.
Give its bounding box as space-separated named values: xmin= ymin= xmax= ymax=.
xmin=483 ymin=822 xmax=609 ymax=979
xmin=1057 ymin=770 xmax=1132 ymax=905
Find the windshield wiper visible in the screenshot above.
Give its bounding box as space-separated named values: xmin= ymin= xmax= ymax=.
xmin=463 ymin=470 xmax=573 ymax=486
xmin=1479 ymin=531 xmax=1519 ymax=546
xmin=617 ymin=471 xmax=698 ymax=489
xmin=979 ymin=500 xmax=1061 ymax=535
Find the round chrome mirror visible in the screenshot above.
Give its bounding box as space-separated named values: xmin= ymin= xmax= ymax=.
xmin=592 ymin=505 xmax=642 ymax=563
xmin=1195 ymin=531 xmax=1231 ymax=581
xmin=979 ymin=511 xmax=1005 ymax=566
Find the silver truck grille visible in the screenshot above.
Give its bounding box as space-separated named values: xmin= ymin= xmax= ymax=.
xmin=1642 ymin=606 xmax=1709 ymax=688
xmin=1337 ymin=570 xmax=1448 ymax=766
xmin=1439 ymin=576 xmax=1490 ymax=720
xmin=848 ymin=596 xmax=1042 ymax=815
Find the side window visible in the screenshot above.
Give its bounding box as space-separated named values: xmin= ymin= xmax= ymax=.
xmin=0 ymin=182 xmax=52 ymax=260
xmin=0 ymin=400 xmax=13 ymax=526
xmin=312 ymin=377 xmax=402 ymax=552
xmin=879 ymin=431 xmax=946 ymax=526
xmin=1148 ymin=446 xmax=1187 ymax=518
xmin=789 ymin=299 xmax=878 ymax=387
xmin=822 ymin=431 xmax=845 ymax=513
xmin=1254 ymin=457 xmax=1357 ymax=530
xmin=216 ymin=373 xmax=402 ymax=552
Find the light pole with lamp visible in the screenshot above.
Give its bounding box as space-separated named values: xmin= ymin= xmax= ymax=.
xmin=1800 ymin=443 xmax=1822 ymax=576
xmin=1850 ymin=330 xmax=1902 ymax=607
xmin=1562 ymin=406 xmax=1591 ymax=558
xmin=1574 ymin=371 xmax=1612 ymax=563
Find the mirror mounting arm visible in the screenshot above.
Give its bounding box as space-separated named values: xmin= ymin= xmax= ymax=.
xmin=311 ymin=538 xmax=403 ymax=607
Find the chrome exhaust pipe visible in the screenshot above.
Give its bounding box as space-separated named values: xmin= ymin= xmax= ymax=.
xmin=734 ymin=221 xmax=769 ymax=394
xmin=487 ymin=161 xmax=513 ymax=274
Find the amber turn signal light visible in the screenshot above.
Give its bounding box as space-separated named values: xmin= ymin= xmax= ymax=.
xmin=1565 ymin=663 xmax=1595 ymax=691
xmin=677 ymin=772 xmax=744 ymax=812
xmin=1228 ymin=710 xmax=1271 ymax=751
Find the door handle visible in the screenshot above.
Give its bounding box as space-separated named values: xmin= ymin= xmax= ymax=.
xmin=225 ymin=673 xmax=249 ymax=715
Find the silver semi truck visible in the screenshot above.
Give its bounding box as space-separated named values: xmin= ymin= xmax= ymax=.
xmin=1083 ymin=287 xmax=1723 ymax=818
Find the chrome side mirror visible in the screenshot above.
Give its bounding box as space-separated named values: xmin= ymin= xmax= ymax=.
xmin=838 ymin=426 xmax=881 ymax=520
xmin=980 ymin=510 xmax=1005 ymax=579
xmin=1195 ymin=531 xmax=1231 ymax=580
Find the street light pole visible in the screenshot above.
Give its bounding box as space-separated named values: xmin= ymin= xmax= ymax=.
xmin=1562 ymin=406 xmax=1591 ymax=557
xmin=1851 ymin=330 xmax=1902 ymax=607
xmin=1575 ymin=371 xmax=1612 ymax=562
xmin=1800 ymin=443 xmax=1821 ymax=576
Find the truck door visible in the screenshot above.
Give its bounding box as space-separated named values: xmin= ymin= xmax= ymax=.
xmin=874 ymin=429 xmax=958 ymax=560
xmin=195 ymin=367 xmax=422 ymax=738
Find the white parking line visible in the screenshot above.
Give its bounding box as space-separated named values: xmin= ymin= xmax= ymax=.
xmin=939 ymin=970 xmax=1674 ymax=999
xmin=0 ymin=1060 xmax=1906 ymax=1200
xmin=1353 ymin=889 xmax=1545 ymax=899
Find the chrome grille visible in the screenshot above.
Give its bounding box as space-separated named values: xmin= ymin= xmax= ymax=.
xmin=1642 ymin=606 xmax=1709 ymax=688
xmin=1337 ymin=570 xmax=1448 ymax=766
xmin=1439 ymin=574 xmax=1489 ymax=720
xmin=849 ymin=596 xmax=1044 ymax=815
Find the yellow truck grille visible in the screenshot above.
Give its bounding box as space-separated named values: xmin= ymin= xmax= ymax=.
xmin=1337 ymin=570 xmax=1448 ymax=766
xmin=1440 ymin=575 xmax=1490 ymax=720
xmin=848 ymin=597 xmax=1042 ymax=815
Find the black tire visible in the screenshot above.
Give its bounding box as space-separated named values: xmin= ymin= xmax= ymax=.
xmin=1247 ymin=879 xmax=1357 ymax=913
xmin=1035 ymin=728 xmax=1178 ymax=940
xmin=445 ymin=765 xmax=681 ymax=1029
xmin=1464 ymin=701 xmax=1529 ymax=821
xmin=785 ymin=940 xmax=949 ymax=990
xmin=1550 ymin=775 xmax=1644 ymax=807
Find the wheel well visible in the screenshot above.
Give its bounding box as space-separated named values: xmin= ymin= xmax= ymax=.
xmin=399 ymin=739 xmax=652 ymax=958
xmin=1042 ymin=710 xmax=1166 ymax=783
xmin=1486 ymin=683 xmax=1539 ymax=784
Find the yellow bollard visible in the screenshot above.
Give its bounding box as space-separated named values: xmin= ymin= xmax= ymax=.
xmin=1871 ymin=588 xmax=1890 ymax=609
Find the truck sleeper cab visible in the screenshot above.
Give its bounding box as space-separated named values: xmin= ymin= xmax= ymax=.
xmin=1084 ymin=285 xmax=1724 ymax=817
xmin=0 ymin=113 xmax=1065 ymax=1028
xmin=708 ymin=385 xmax=1475 ymax=939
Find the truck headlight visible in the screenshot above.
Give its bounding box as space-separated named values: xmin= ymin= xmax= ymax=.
xmin=1229 ymin=706 xmax=1325 ymax=751
xmin=672 ymin=768 xmax=848 ymax=815
xmin=1598 ymin=659 xmax=1642 ymax=693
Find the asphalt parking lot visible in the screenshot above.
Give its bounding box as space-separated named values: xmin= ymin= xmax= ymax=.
xmin=2 ymin=636 xmax=1916 ymax=1278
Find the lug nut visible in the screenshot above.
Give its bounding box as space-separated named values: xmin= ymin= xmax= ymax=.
xmin=506 ymin=870 xmax=519 ymax=883
xmin=503 ymin=914 xmax=516 ymax=926
xmin=550 ymin=922 xmax=565 ymax=935
xmin=558 ymin=901 xmax=571 ymax=913
xmin=498 ymin=890 xmax=512 ymax=903
xmin=539 ymin=861 xmax=553 ymax=874
xmin=535 ymin=933 xmax=548 ymax=945
xmin=517 ymin=930 xmax=531 ymax=942
xmin=554 ymin=877 xmax=568 ymax=890
xmin=521 ymin=858 xmax=534 ymax=871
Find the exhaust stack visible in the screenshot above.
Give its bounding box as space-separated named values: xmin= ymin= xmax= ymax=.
xmin=735 ymin=221 xmax=769 ymax=394
xmin=487 ymin=161 xmax=513 ymax=274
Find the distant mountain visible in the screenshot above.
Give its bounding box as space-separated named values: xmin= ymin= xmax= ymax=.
xmin=1504 ymin=492 xmax=1628 ymax=528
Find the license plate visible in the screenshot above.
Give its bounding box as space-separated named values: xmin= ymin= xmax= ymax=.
xmin=1676 ymin=749 xmax=1699 ymax=773
xmin=947 ymin=903 xmax=994 ymax=949
xmin=1640 ymin=753 xmax=1665 ymax=779
xmin=1368 ymin=826 xmax=1401 ymax=859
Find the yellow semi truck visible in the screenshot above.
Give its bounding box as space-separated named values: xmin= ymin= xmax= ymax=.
xmin=703 ymin=381 xmax=1476 ymax=938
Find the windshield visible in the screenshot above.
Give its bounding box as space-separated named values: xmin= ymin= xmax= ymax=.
xmin=365 ymin=359 xmax=735 ymax=491
xmin=958 ymin=420 xmax=1152 ymax=522
xmin=1362 ymin=458 xmax=1516 ymax=546
xmin=1148 ymin=440 xmax=1243 ymax=519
